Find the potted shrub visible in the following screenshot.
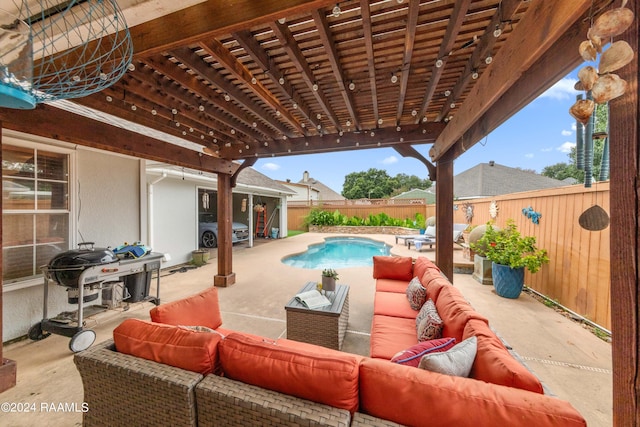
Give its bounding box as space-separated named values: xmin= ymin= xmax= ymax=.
xmin=473 ymin=220 xmax=549 ymax=298
xmin=321 ymin=268 xmax=339 ymax=292
xmin=468 ymin=224 xmax=496 ymax=285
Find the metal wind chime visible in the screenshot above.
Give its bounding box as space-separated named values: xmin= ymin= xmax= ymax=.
xmin=0 ymin=0 xmax=133 ymax=109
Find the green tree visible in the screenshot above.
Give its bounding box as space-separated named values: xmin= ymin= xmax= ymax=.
xmin=541 ymin=103 xmax=609 ymax=182
xmin=391 ymin=173 xmax=432 ymax=196
xmin=341 ymin=169 xmax=432 ymax=199
xmin=342 ymin=168 xmax=397 ymax=199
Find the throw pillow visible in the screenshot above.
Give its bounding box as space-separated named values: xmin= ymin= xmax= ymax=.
xmin=390 ymin=337 xmax=457 ymax=367
xmin=416 ymin=299 xmax=444 ymax=341
xmin=418 ymin=336 xmax=477 ymax=377
xmin=405 ymin=277 xmax=427 ymax=310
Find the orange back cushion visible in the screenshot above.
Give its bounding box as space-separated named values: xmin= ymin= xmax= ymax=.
xmin=372 ymin=256 xmax=413 ymax=281
xmin=150 ymin=286 xmax=222 ymax=329
xmin=113 ymin=318 xmax=221 ymax=375
xmin=435 ymin=286 xmax=488 ymax=342
xmin=420 ymin=268 xmax=449 ymax=297
xmin=359 ymin=358 xmax=586 ymax=427
xmin=413 ymin=256 xmax=440 ymax=282
xmin=464 ymin=319 xmax=544 ymax=393
xmin=219 ymin=333 xmax=360 ymax=413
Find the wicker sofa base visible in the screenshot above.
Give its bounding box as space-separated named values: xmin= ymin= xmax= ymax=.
xmin=73 ymin=339 xmax=202 ymax=427
xmin=196 ymin=375 xmax=351 ymax=427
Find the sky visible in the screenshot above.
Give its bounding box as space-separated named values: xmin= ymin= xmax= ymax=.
xmin=254 ymin=68 xmax=583 ymax=194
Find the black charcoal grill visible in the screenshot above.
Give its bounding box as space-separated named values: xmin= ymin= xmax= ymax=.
xmin=31 ymin=243 xmax=164 ymax=352
xmin=44 ymin=242 xmax=119 ymax=288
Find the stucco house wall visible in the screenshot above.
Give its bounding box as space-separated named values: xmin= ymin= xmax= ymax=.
xmin=2 ymin=132 xmax=144 ymax=341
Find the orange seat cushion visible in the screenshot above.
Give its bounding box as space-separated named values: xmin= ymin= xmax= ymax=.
xmin=358 ymin=358 xmax=586 ymax=427
xmin=374 ymin=291 xmax=419 ymax=319
xmin=219 ymin=333 xmax=360 ymax=413
xmin=372 ymin=256 xmax=413 ymax=281
xmin=370 ymin=315 xmax=418 ymax=359
xmin=150 ymin=286 xmax=222 ymax=330
xmin=375 ymin=278 xmax=409 ymax=293
xmin=113 ymin=318 xmax=221 ymax=375
xmin=464 ymin=319 xmax=544 ymax=393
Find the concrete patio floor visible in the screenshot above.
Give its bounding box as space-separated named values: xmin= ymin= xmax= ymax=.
xmin=2 ymin=232 xmax=612 ymax=426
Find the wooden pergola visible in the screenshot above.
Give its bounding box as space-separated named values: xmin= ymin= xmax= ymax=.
xmin=0 ymin=1 xmax=637 ymax=423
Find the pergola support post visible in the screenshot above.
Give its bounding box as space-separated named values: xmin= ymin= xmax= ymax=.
xmin=435 ymin=150 xmax=455 ymax=282
xmin=0 ymin=125 xmax=17 ymax=393
xmin=609 ymin=14 xmax=639 ymax=425
xmin=214 ymin=172 xmax=236 ymax=287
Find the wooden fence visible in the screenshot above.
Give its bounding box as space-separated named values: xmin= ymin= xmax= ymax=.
xmin=289 ymin=183 xmax=611 ymax=330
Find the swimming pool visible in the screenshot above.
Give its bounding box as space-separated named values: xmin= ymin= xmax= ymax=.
xmin=282 ymin=236 xmax=391 ymax=269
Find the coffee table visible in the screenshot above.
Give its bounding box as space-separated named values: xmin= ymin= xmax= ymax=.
xmin=285 ymin=282 xmax=349 ymax=350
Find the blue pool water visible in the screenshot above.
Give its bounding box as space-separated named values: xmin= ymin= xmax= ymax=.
xmin=282 ymin=237 xmax=391 ymax=269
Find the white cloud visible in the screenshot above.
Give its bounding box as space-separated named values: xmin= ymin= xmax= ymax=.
xmin=540 ymin=147 xmax=553 ymax=152
xmin=525 ymin=153 xmax=534 ymax=159
xmin=571 ymin=122 xmax=577 ymax=131
xmin=261 ymin=162 xmax=280 ymax=171
xmin=381 ymin=156 xmax=398 ymax=165
xmin=561 ymin=129 xmax=572 ymax=136
xmin=539 ymin=78 xmax=579 ymax=101
xmin=558 ymin=142 xmax=576 ymax=153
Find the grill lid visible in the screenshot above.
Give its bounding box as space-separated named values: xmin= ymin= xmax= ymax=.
xmin=48 ymin=242 xmax=118 ymax=269
xmin=45 ymin=242 xmax=118 ymax=287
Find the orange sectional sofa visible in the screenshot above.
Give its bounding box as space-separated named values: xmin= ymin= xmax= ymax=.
xmin=74 ymin=256 xmax=586 ymax=427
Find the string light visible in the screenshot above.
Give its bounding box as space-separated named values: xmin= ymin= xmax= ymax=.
xmin=332 ymin=4 xmax=341 ymax=17
xmin=391 ymin=73 xmax=398 ymax=84
xmin=348 ymin=80 xmax=355 ymax=91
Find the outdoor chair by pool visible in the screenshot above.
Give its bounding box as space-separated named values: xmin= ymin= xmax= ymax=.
xmin=394 ymin=225 xmax=437 ymax=245
xmin=407 ymin=224 xmax=467 ymax=251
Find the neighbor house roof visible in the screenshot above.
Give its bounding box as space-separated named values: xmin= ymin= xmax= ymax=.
xmin=454 ymin=162 xmax=567 ymax=199
xmin=392 ymin=188 xmax=436 ymax=204
xmin=297 ymin=171 xmax=345 ymax=200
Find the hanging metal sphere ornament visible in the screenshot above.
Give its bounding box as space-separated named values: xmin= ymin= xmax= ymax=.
xmin=0 ymin=0 xmax=133 ymax=109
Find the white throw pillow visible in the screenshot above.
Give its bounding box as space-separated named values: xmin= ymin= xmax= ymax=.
xmin=418 ymin=336 xmax=477 ymax=377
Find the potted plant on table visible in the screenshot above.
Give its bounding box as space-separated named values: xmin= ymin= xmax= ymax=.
xmin=473 ymin=220 xmax=549 ymax=298
xmin=321 ymin=268 xmax=339 ymax=292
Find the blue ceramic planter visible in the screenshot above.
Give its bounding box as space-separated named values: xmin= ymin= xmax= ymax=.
xmin=491 ymin=263 xmax=525 ymax=299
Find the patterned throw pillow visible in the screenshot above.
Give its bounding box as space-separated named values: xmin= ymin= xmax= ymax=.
xmin=390 ymin=337 xmax=457 ymax=367
xmin=405 ymin=277 xmax=427 ymax=310
xmin=418 ymin=336 xmax=477 ymax=377
xmin=416 ymin=299 xmax=443 ymax=341
xmin=415 ymin=298 xmax=434 ymax=331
